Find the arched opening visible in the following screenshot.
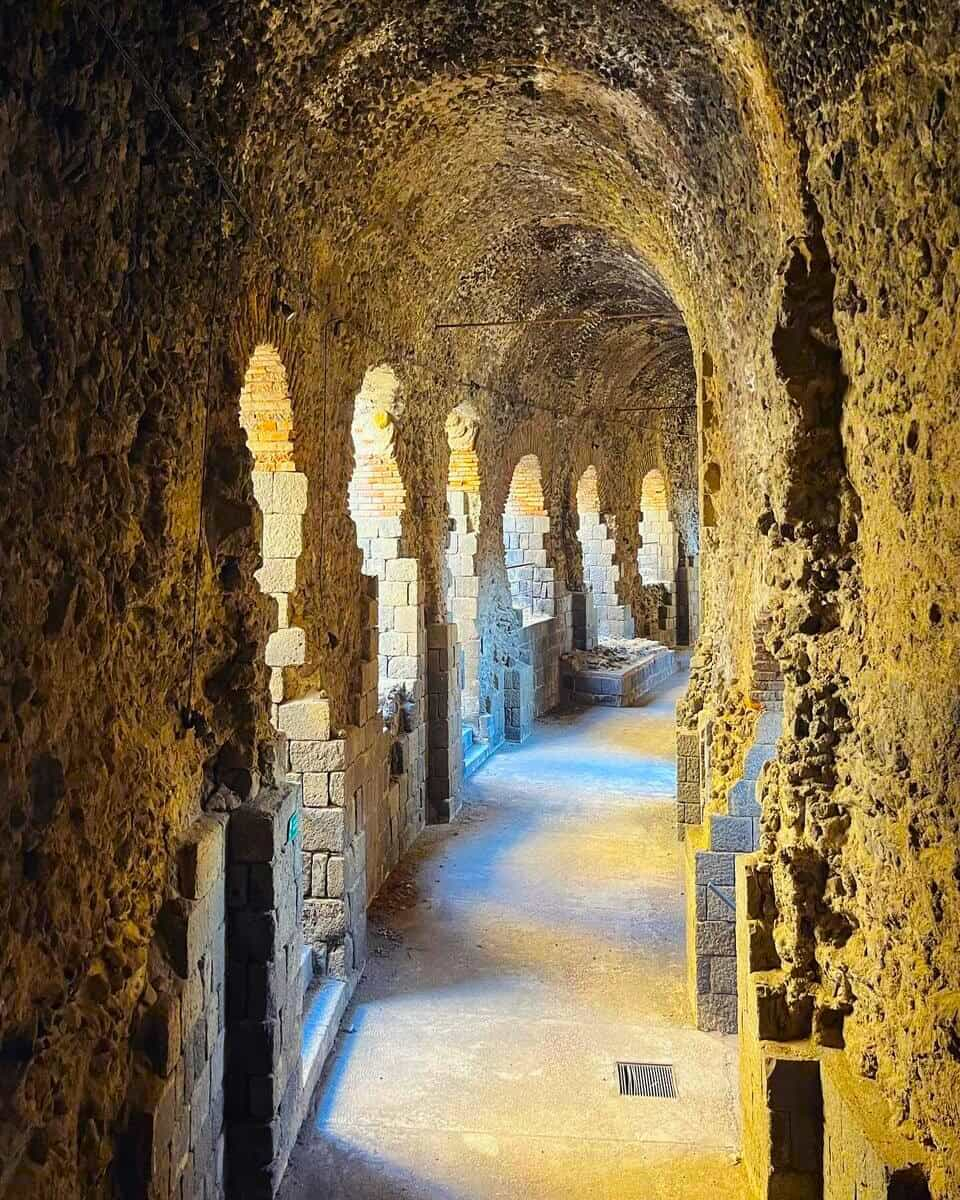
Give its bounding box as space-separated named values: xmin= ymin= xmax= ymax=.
xmin=638 ymin=468 xmax=678 ymax=645
xmin=348 ymin=366 xmax=419 ymax=709
xmin=575 ymin=465 xmax=634 ymax=641
xmin=240 ymin=343 xmax=308 ymax=723
xmin=445 ymin=407 xmax=484 ymax=747
xmin=502 ymin=454 xmax=554 ymax=625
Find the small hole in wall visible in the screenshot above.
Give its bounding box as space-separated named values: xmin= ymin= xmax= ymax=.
xmin=327 ymin=631 xmax=339 ymax=649
xmin=906 ymin=419 xmax=919 ymax=453
xmin=929 ymin=602 xmax=942 ymax=625
xmin=23 ymin=848 xmax=41 ymax=882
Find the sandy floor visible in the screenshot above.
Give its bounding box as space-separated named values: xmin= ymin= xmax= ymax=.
xmin=280 ymin=674 xmax=748 ymax=1200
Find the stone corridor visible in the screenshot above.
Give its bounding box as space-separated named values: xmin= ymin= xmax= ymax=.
xmin=4 ymin=5 xmax=960 ymax=1199
xmin=280 ymin=673 xmax=745 ymax=1200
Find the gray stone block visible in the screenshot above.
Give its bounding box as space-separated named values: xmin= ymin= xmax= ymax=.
xmin=229 ymin=912 xmax=278 ymax=963
xmin=698 ymin=991 xmax=738 ymax=1034
xmin=303 ymin=899 xmax=346 ymax=943
xmin=728 ymin=778 xmax=760 ymax=816
xmin=710 ymin=954 xmax=738 ymax=995
xmin=706 ymin=884 xmax=736 ymax=921
xmin=710 ymin=814 xmax=755 ymax=852
xmin=229 ymin=1020 xmax=278 ymax=1076
xmin=695 ymin=850 xmax=735 ymax=887
xmin=695 ymin=919 xmax=736 ymax=957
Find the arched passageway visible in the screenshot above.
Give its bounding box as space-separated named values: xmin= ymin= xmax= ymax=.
xmin=348 ymin=367 xmax=420 ymax=708
xmin=240 ymin=343 xmax=308 ymax=720
xmin=503 ymin=454 xmax=554 ymax=624
xmin=8 ymin=5 xmax=959 ymax=1200
xmin=638 ymin=469 xmax=678 ymax=646
xmin=575 ymin=465 xmax=634 ymax=640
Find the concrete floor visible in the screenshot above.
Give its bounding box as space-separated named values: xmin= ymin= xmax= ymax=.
xmin=281 ymin=674 xmax=747 ymax=1199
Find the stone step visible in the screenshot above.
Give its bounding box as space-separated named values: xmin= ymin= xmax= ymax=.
xmin=464 ymin=734 xmax=497 ymax=779
xmin=461 ymin=724 xmax=474 ymax=756
xmin=297 ymin=977 xmax=351 ymax=1139
xmin=299 ymin=944 xmax=314 ymax=1012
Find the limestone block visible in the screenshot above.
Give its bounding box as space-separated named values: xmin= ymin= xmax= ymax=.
xmin=256 ymin=558 xmax=297 ymax=594
xmin=302 ymin=772 xmax=329 ymax=807
xmin=272 ymin=471 xmax=308 ymax=515
xmin=272 ymin=593 xmax=289 ymax=629
xmin=178 ymin=815 xmax=226 ymax=901
xmin=301 ymin=808 xmax=344 ymax=853
xmin=262 ymin=513 xmax=303 ymax=559
xmin=380 ymin=580 xmax=409 ymax=606
xmin=251 ymin=470 xmax=275 ymax=513
xmin=303 ymin=899 xmax=346 ymax=942
xmin=386 ymin=558 xmax=418 ymax=581
xmin=394 ymin=606 xmax=419 ymax=633
xmin=326 ymin=855 xmax=344 ymax=899
xmin=310 ymin=853 xmax=328 ymax=898
xmin=278 ymin=695 xmax=331 ymax=741
xmin=354 ymin=517 xmax=381 ymax=540
xmin=265 ymin=626 xmax=305 ymax=668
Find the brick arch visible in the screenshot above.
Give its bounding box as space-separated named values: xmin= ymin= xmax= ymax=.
xmin=233 ymin=341 xmax=312 ymax=724
xmin=347 ymin=364 xmax=423 ymax=711
xmin=502 ymin=453 xmax=556 ymax=622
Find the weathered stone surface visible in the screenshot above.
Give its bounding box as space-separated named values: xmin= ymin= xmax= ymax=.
xmin=2 ymin=3 xmax=958 ymax=1198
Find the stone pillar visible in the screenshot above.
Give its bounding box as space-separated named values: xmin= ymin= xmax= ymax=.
xmin=675 ymin=723 xmax=702 ymax=838
xmin=279 ymin=696 xmax=366 ymax=980
xmin=446 ymin=487 xmax=481 ymax=722
xmin=504 ymin=655 xmax=535 ymax=742
xmin=225 ymin=783 xmax=305 ymax=1200
xmin=571 ymin=590 xmax=597 ymax=650
xmin=427 ymin=622 xmax=464 ymax=823
xmin=251 ymin=469 xmax=309 ymax=718
xmin=122 ymin=813 xmax=228 ymax=1200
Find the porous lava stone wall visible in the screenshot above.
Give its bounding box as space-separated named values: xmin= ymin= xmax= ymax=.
xmin=2 ymin=1 xmax=959 ymax=1197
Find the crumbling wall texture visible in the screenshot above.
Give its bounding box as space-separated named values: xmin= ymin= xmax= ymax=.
xmin=1 ymin=0 xmax=958 ymax=1197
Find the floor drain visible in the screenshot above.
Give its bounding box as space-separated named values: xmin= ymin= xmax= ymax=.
xmin=617 ymin=1061 xmax=678 ymax=1099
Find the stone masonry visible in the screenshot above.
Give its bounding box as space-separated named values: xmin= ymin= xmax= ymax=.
xmin=427 ymin=622 xmax=464 ymax=822
xmin=577 ymin=509 xmax=635 ymax=640
xmin=225 ymin=784 xmax=307 ymax=1200
xmin=121 ymin=813 xmax=228 ymax=1200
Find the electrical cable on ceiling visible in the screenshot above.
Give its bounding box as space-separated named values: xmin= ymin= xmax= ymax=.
xmin=84 ymin=2 xmax=699 ymax=426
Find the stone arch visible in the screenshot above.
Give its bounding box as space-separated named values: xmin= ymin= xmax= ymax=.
xmin=240 ymin=343 xmax=309 ymax=723
xmin=575 ymin=465 xmax=635 ymax=642
xmin=348 ymin=364 xmax=422 ymax=710
xmin=503 ymin=454 xmax=555 ymax=623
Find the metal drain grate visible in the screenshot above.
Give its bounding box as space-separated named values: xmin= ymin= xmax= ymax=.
xmin=617 ymin=1061 xmax=678 ymax=1099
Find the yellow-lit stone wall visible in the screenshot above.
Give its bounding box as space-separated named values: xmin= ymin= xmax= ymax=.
xmin=2 ymin=3 xmax=958 ymax=1198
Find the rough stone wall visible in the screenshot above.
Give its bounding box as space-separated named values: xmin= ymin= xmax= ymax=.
xmin=3 ymin=1 xmax=959 ymax=1197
